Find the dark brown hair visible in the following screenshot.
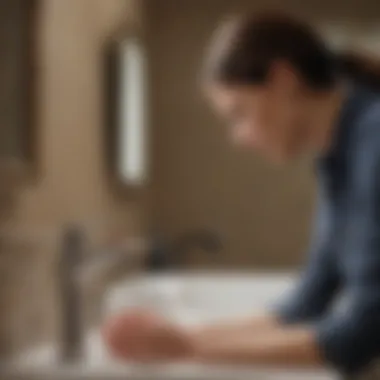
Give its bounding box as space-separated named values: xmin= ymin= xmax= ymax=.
xmin=203 ymin=12 xmax=380 ymax=91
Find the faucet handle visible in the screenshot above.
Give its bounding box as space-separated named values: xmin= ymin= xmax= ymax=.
xmin=170 ymin=228 xmax=223 ymax=261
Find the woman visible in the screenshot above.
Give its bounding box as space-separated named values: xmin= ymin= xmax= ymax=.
xmin=103 ymin=12 xmax=380 ymax=377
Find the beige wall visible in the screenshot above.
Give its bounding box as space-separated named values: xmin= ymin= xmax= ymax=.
xmin=145 ymin=0 xmax=380 ymax=269
xmin=1 ymin=0 xmax=143 ymax=355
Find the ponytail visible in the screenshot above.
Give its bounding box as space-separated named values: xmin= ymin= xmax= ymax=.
xmin=337 ymin=50 xmax=380 ymax=91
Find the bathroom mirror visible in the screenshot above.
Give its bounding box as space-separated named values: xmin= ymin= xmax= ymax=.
xmin=104 ymin=31 xmax=148 ymax=192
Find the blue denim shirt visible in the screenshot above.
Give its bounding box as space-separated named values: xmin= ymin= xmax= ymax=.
xmin=275 ymin=82 xmax=380 ymax=375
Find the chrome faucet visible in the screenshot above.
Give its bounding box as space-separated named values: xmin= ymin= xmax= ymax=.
xmin=57 ymin=225 xmax=148 ymax=364
xmin=57 ymin=226 xmax=84 ymax=363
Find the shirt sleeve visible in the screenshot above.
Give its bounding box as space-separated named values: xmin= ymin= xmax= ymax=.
xmin=274 ymin=185 xmax=340 ymax=324
xmin=314 ymin=116 xmax=380 ymax=374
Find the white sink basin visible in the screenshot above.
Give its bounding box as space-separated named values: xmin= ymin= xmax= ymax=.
xmin=8 ymin=271 xmax=337 ymax=380
xmin=104 ymin=271 xmax=296 ymax=323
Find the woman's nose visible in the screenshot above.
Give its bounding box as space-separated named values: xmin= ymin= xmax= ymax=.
xmin=231 ymin=124 xmax=258 ymax=147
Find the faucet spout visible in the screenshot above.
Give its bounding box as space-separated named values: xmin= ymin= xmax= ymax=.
xmin=57 ymin=226 xmax=85 ymax=363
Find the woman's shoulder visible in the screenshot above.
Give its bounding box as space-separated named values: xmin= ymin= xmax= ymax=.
xmin=352 ymin=86 xmax=380 ymax=145
xmin=350 ymin=91 xmax=380 ymax=182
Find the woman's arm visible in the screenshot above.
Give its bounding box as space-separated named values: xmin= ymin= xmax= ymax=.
xmin=190 ymin=324 xmax=322 ymax=368
xmin=192 ymin=203 xmax=340 ymax=347
xmin=189 ymin=313 xmax=280 ymax=343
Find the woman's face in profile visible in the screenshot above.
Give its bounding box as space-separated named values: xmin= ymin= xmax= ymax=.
xmin=204 ymin=63 xmax=311 ymax=163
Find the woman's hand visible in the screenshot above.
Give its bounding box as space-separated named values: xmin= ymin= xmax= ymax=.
xmin=102 ymin=309 xmax=321 ymax=368
xmin=102 ymin=309 xmax=194 ymax=362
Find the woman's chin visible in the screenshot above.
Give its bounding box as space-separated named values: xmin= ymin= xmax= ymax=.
xmin=238 ymin=143 xmax=299 ymax=164
xmin=269 ymin=148 xmax=301 ymax=165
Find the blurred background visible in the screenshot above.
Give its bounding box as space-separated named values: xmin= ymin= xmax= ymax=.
xmin=1 ymin=0 xmax=380 ymax=373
